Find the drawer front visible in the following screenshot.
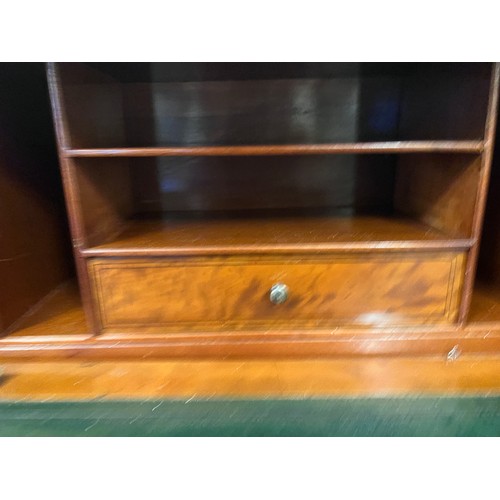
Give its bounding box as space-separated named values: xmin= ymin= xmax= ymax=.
xmin=89 ymin=253 xmax=465 ymax=332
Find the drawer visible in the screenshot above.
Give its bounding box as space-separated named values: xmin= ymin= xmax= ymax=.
xmin=88 ymin=253 xmax=465 ymax=332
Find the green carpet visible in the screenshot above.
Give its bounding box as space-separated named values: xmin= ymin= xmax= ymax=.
xmin=0 ymin=397 xmax=499 ymax=436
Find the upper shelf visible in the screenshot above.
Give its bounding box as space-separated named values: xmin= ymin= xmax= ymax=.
xmin=64 ymin=141 xmax=484 ymax=158
xmin=50 ymin=63 xmax=494 ymax=151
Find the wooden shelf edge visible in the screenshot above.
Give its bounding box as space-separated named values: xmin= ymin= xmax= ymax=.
xmin=1 ymin=330 xmax=500 ymax=360
xmin=64 ymin=141 xmax=484 ymax=158
xmin=80 ymin=239 xmax=475 ymax=257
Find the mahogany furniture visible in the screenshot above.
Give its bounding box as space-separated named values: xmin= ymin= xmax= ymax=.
xmin=1 ymin=62 xmax=500 ymax=359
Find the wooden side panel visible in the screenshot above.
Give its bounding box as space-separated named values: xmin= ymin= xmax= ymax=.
xmin=73 ymin=158 xmax=133 ymax=247
xmin=0 ymin=63 xmax=73 ymax=332
xmin=459 ymin=63 xmax=500 ymax=322
xmin=54 ymin=63 xmax=126 ymax=149
xmin=89 ymin=253 xmax=465 ymax=332
xmin=394 ymin=154 xmax=481 ymax=238
xmin=47 ymin=64 xmax=103 ymax=334
xmin=477 ymin=92 xmax=500 ymax=287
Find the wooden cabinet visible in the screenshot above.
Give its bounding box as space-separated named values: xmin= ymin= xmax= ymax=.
xmin=1 ymin=62 xmax=500 ymax=359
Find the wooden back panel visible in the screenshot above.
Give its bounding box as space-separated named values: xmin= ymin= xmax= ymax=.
xmin=53 ymin=63 xmax=492 ymax=149
xmin=85 ymin=62 xmax=391 ymax=82
xmin=0 ymin=63 xmax=73 ymax=332
xmin=131 ymin=155 xmax=397 ymax=215
xmin=122 ymin=78 xmax=401 ymax=147
xmin=398 ymin=66 xmax=491 ymax=140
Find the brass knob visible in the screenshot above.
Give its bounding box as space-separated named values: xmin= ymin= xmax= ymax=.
xmin=269 ymin=283 xmax=289 ymax=304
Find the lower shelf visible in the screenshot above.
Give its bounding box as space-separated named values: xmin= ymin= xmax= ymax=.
xmin=1 ymin=280 xmax=500 ymax=359
xmin=82 ymin=215 xmax=473 ymax=256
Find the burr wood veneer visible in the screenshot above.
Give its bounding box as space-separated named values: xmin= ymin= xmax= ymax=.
xmin=2 ymin=63 xmax=500 ymax=359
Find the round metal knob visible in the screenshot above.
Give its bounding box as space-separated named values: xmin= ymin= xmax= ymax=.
xmin=269 ymin=283 xmax=289 ymax=304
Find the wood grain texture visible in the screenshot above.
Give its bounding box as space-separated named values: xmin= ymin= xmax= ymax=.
xmin=6 ymin=280 xmax=500 ymax=334
xmin=43 ymin=62 xmax=500 ymax=346
xmin=49 ymin=63 xmax=126 ymax=149
xmin=394 ymin=154 xmax=482 ymax=238
xmin=398 ymin=70 xmax=491 ymax=140
xmin=469 ymin=283 xmax=500 ymax=323
xmin=459 ymin=63 xmax=500 ymax=322
xmin=121 ymin=78 xmax=400 ymax=146
xmin=65 ymin=141 xmax=484 ymax=157
xmin=1 ymin=330 xmax=500 ymax=360
xmin=0 ymin=63 xmax=72 ymax=333
xmin=88 ymin=253 xmax=465 ymax=332
xmin=86 ymin=154 xmax=397 ymax=217
xmin=87 ymin=62 xmax=493 ymax=83
xmin=1 ymin=356 xmax=500 ymax=400
xmin=46 ymin=63 xmax=102 ymax=333
xmin=0 ymin=155 xmax=71 ymax=332
xmin=82 ymin=216 xmax=473 ymax=256
xmin=1 ymin=276 xmax=500 ymax=359
xmin=73 ymin=158 xmax=133 ymax=247
xmin=477 ymin=86 xmax=500 ymax=287
xmin=7 ymin=282 xmax=87 ymax=338
xmin=53 ymin=63 xmax=492 ymax=149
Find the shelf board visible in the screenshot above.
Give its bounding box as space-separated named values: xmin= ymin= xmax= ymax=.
xmin=65 ymin=141 xmax=484 ymax=158
xmin=81 ymin=215 xmax=474 ymax=257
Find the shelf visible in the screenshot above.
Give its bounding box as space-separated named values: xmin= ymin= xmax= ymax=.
xmin=64 ymin=141 xmax=484 ymax=158
xmin=81 ymin=215 xmax=474 ymax=257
